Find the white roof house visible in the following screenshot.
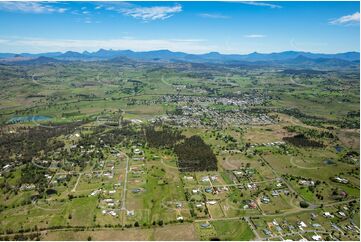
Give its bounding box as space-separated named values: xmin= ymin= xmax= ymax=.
xmin=312 ymin=235 xmax=322 ymax=241
xmin=207 ymin=201 xmax=217 ymax=205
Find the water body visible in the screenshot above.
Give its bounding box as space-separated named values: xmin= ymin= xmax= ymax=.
xmin=7 ymin=115 xmax=52 ymax=124
xmin=335 ymin=145 xmax=344 ymax=153
xmin=324 ymin=159 xmax=335 ymax=165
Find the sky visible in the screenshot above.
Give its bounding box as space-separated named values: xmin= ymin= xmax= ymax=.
xmin=0 ymin=1 xmax=359 ymax=54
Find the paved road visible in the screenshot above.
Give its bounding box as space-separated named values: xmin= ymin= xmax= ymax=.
xmin=120 ymin=151 xmax=130 ymax=210
xmin=184 ymin=178 xmax=278 ymax=189
xmin=245 ymin=217 xmax=261 ymax=240
xmin=267 ymin=229 xmax=330 ymax=241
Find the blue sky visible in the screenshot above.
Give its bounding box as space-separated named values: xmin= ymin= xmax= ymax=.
xmin=0 ymin=1 xmax=359 ymax=54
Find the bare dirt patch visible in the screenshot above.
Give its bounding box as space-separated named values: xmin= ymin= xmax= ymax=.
xmin=42 ymin=228 xmax=152 ymax=241
xmin=337 ymin=128 xmax=360 ymax=151
xmin=153 ymin=223 xmax=198 ymax=241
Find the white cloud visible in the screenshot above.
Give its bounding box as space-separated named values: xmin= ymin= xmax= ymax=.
xmin=244 ymin=34 xmax=266 ymax=38
xmin=330 ymin=12 xmax=360 ymax=25
xmin=91 ymin=2 xmax=182 ymax=21
xmin=0 ymin=2 xmax=67 ymax=14
xmin=0 ymin=37 xmax=215 ymax=54
xmin=121 ymin=4 xmax=182 ymax=21
xmin=239 ymin=1 xmax=281 ymax=9
xmin=199 ymin=13 xmax=229 ymax=19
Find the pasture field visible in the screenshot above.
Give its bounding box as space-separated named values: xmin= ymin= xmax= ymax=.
xmin=0 ymin=60 xmax=359 ymax=241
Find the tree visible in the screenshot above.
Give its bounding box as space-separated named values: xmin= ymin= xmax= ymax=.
xmin=299 ymin=201 xmax=309 ymax=208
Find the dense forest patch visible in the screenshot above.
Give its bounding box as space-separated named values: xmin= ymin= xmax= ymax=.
xmin=174 ymin=135 xmax=217 ymax=172
xmin=285 ymin=126 xmax=336 ymax=140
xmin=145 ymin=126 xmax=184 ymax=148
xmin=283 ymin=134 xmax=324 ymax=148
xmin=0 ymin=122 xmax=84 ymax=166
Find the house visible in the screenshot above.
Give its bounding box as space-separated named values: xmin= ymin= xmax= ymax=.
xmin=20 ymin=184 xmax=36 ymax=191
xmin=127 ymin=210 xmax=135 ymax=216
xmin=114 ymin=183 xmax=122 ymax=188
xmin=103 ymin=172 xmax=113 ymax=179
xmin=90 ymin=189 xmax=101 ymax=196
xmin=331 ymin=223 xmax=343 ymax=234
xmin=272 ymin=190 xmax=279 ymax=196
xmin=312 ymin=235 xmax=322 ymax=241
xmin=109 ymin=190 xmax=116 ymax=194
xmin=221 ymin=186 xmax=229 ymax=191
xmin=248 ymin=201 xmax=257 ymax=209
xmin=176 ymin=216 xmax=184 ymax=221
xmin=176 ymin=202 xmax=182 ymax=208
xmin=102 ymin=210 xmax=117 ymax=217
xmin=132 ymin=188 xmax=142 ymax=193
xmin=263 ymin=229 xmax=272 ymax=236
xmin=57 ymin=175 xmax=67 ymax=182
xmin=275 ymin=226 xmax=282 ymax=232
xmin=299 ymin=180 xmax=315 ymax=186
xmin=312 ymin=224 xmax=321 ymax=228
xmin=334 ymin=176 xmax=349 ymax=184
xmin=298 ymin=221 xmax=307 ymax=228
xmin=201 ymin=176 xmax=210 ymax=182
xmin=183 ymin=176 xmax=194 ymax=180
xmin=192 ymin=189 xmax=200 ymax=194
xmin=133 ymin=148 xmax=142 ymax=155
xmin=288 ymin=225 xmax=295 ymax=231
xmin=273 ymin=219 xmax=279 ymax=226
xmin=210 ymin=175 xmax=217 ymax=181
xmin=247 ymin=183 xmax=257 ymax=190
xmin=200 ymin=223 xmax=211 ymax=229
xmin=323 ymin=212 xmax=334 ymax=218
xmin=130 ymin=119 xmax=143 ymax=124
xmin=261 ymin=196 xmax=270 ymax=204
xmin=233 ymin=171 xmax=244 ymax=176
xmin=207 ymin=201 xmax=217 ymax=205
xmin=44 ymin=174 xmax=52 ymax=180
xmin=338 ymin=211 xmax=346 ymax=217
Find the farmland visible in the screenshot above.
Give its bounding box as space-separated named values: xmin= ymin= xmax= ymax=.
xmin=0 ymin=57 xmax=359 ymax=241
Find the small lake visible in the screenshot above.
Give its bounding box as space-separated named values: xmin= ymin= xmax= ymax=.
xmin=7 ymin=115 xmax=52 ymax=124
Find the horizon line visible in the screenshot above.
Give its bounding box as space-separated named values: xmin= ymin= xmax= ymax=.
xmin=3 ymin=48 xmax=360 ymax=56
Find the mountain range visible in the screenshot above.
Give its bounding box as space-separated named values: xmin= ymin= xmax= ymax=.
xmin=0 ymin=49 xmax=359 ymax=69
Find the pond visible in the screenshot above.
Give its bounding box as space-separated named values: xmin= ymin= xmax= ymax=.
xmin=335 ymin=145 xmax=344 ymax=153
xmin=7 ymin=115 xmax=52 ymax=124
xmin=324 ymin=159 xmax=335 ymax=165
